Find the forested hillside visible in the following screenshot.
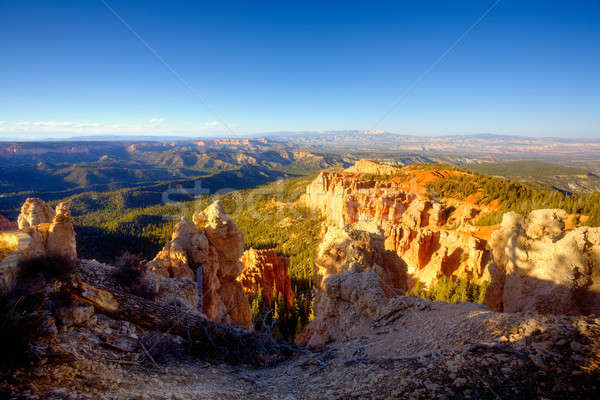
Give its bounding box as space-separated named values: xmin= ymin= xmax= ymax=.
xmin=426 ymin=165 xmax=600 ymax=226
xmin=464 ymin=160 xmax=600 ymax=193
xmin=0 ymin=140 xmax=349 ymax=216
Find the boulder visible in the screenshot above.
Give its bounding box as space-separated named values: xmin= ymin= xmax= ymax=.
xmin=486 ymin=209 xmax=600 ymax=315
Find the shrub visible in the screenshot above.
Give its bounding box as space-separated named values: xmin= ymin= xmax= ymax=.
xmin=17 ymin=255 xmax=78 ymax=282
xmin=1 ymin=255 xmax=78 ymax=369
xmin=112 ymin=252 xmax=156 ymax=300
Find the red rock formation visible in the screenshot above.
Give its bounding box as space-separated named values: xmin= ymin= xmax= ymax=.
xmin=238 ymin=249 xmax=294 ymax=308
xmin=304 ymin=164 xmax=491 ymax=291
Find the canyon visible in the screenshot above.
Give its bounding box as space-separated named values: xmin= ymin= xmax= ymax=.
xmin=1 ymin=160 xmax=600 ymax=398
xmin=299 ymin=160 xmax=600 ymax=347
xmin=304 ymin=161 xmax=492 ymax=293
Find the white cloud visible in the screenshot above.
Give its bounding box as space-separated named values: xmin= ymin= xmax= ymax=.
xmin=0 ymin=120 xmax=233 ymax=138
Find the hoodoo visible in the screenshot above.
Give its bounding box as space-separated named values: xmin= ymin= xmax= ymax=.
xmin=147 ymin=201 xmax=252 ymax=328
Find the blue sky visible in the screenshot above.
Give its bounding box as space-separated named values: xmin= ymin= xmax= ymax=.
xmin=0 ymin=0 xmax=599 ymax=138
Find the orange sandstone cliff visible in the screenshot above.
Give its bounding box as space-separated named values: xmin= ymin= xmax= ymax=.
xmin=238 ymin=248 xmax=295 ymax=308
xmin=304 ymin=162 xmax=491 ymax=291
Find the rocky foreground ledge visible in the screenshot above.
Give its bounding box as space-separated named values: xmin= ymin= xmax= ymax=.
xmin=2 ymin=288 xmax=598 ymax=399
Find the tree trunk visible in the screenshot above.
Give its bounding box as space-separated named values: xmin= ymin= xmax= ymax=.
xmin=65 ymin=269 xmax=284 ymax=366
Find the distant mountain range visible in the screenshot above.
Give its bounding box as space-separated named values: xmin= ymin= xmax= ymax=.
xmin=2 ymin=131 xmax=599 ymax=143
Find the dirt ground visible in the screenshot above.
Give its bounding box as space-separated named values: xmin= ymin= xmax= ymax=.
xmin=2 ymin=296 xmax=599 ymax=399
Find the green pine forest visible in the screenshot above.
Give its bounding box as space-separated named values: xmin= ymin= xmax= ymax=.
xmin=425 ymin=166 xmax=600 ymax=226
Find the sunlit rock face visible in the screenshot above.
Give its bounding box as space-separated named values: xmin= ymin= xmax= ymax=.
xmin=304 ymin=164 xmax=491 ymax=292
xmin=314 ymin=221 xmax=407 ymax=295
xmin=17 ymin=198 xmax=76 ymax=260
xmin=297 ymin=221 xmax=407 ymax=347
xmin=147 ymin=201 xmax=252 ymax=328
xmin=487 ymin=209 xmax=600 ymax=315
xmin=296 ymin=269 xmax=388 ymax=347
xmin=239 ymin=248 xmax=295 ymax=308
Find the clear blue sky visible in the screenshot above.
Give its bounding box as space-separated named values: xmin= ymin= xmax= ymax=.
xmin=0 ymin=0 xmax=599 ymax=138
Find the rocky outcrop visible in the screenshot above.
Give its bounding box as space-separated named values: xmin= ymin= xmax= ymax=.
xmin=147 ymin=201 xmax=252 ymax=328
xmin=46 ymin=202 xmax=77 ymax=259
xmin=0 ymin=231 xmax=32 ymax=294
xmin=385 ymin=224 xmax=491 ymax=289
xmin=344 ymin=159 xmax=401 ymax=175
xmin=296 ymin=270 xmax=387 ymax=347
xmin=239 ymin=249 xmax=294 ymax=308
xmin=304 ymin=166 xmax=490 ymax=291
xmin=304 ymin=170 xmax=416 ymax=228
xmin=2 ymin=198 xmax=77 ymax=294
xmin=17 ymin=198 xmax=77 ymax=260
xmin=314 ymin=221 xmax=406 ymax=295
xmin=18 ymin=198 xmax=56 ymax=229
xmin=298 ymin=222 xmax=407 ymax=346
xmin=486 ymin=209 xmax=600 ymax=314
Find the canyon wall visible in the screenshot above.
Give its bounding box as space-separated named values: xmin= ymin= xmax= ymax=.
xmin=303 ymin=161 xmax=600 ymax=333
xmin=304 ymin=166 xmax=491 ymax=291
xmin=147 ymin=201 xmax=252 ymax=328
xmin=238 ymin=248 xmax=294 ymax=308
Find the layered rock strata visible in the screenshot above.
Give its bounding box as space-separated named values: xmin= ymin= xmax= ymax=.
xmin=239 ymin=249 xmax=295 ymax=308
xmin=305 ymin=167 xmax=490 ymax=290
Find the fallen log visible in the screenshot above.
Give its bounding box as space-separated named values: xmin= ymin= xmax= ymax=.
xmin=65 ymin=271 xmax=286 ymax=366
